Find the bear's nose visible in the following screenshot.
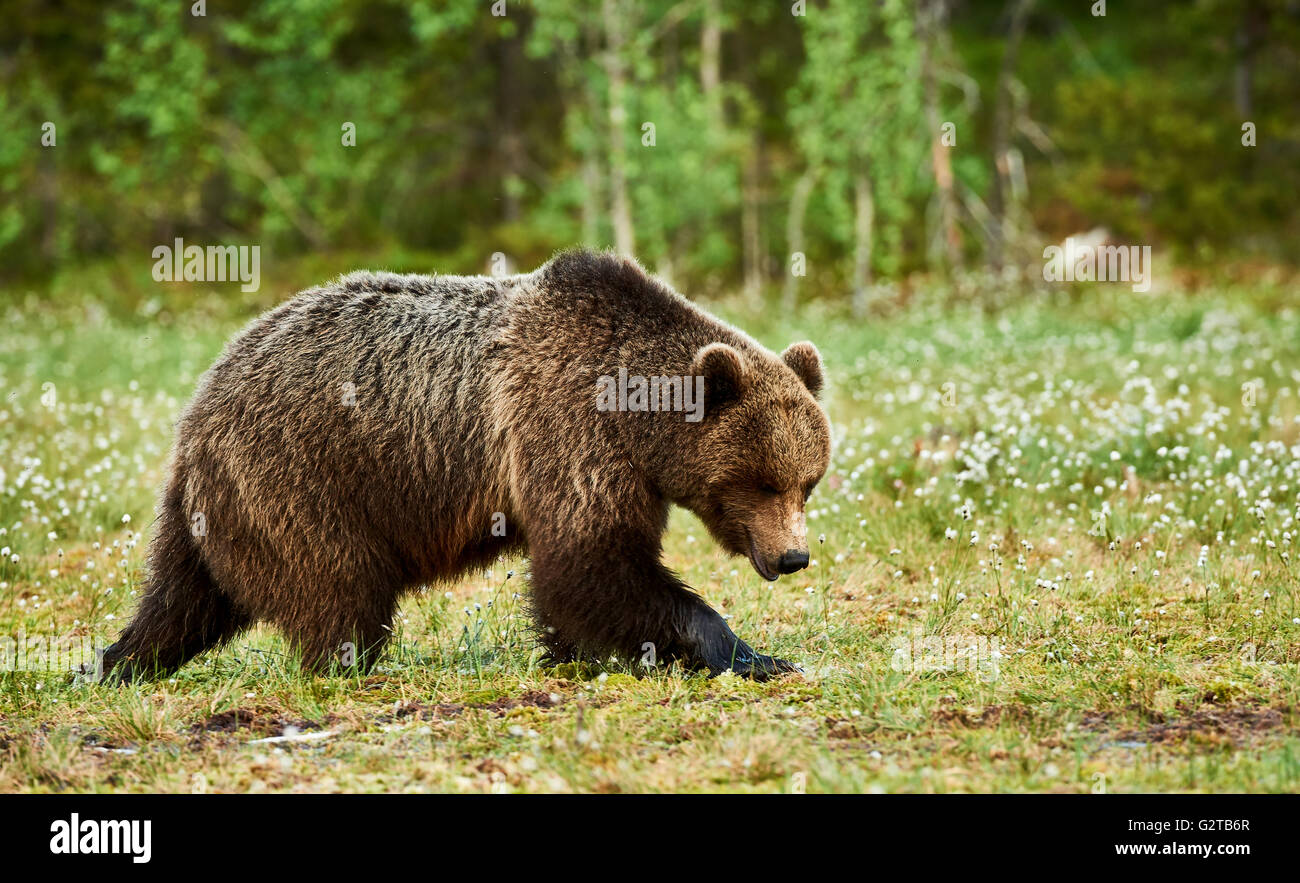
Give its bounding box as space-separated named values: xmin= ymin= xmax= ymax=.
xmin=777 ymin=550 xmax=810 ymax=574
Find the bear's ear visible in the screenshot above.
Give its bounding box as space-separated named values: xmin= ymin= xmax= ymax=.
xmin=782 ymin=341 xmax=823 ymax=397
xmin=693 ymin=342 xmax=748 ymax=415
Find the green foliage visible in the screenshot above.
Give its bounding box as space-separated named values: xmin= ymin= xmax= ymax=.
xmin=790 ymin=0 xmax=927 ymax=277
xmin=0 ymin=0 xmax=1295 ymax=286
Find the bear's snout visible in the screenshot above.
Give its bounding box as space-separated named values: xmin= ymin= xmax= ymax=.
xmin=777 ymin=549 xmax=810 ymax=574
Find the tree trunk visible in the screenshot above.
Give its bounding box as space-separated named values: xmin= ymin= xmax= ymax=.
xmin=39 ymin=147 xmax=58 ymax=264
xmin=497 ymin=30 xmax=525 ymax=223
xmin=577 ymin=19 xmax=604 ymax=248
xmin=783 ymin=170 xmax=816 ymax=312
xmin=851 ymin=172 xmax=874 ymax=317
xmin=987 ymin=0 xmax=1034 ymax=272
xmin=581 ymin=152 xmax=602 ymax=247
xmin=700 ymin=0 xmax=721 ymax=101
xmin=919 ymin=0 xmax=961 ymax=272
xmin=602 ymin=0 xmax=635 ymax=255
xmin=1234 ymin=1 xmax=1267 ymax=117
xmin=742 ymin=135 xmax=763 ymax=300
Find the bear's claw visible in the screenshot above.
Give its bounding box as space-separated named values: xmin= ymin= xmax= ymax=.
xmin=724 ymin=652 xmax=800 ymax=681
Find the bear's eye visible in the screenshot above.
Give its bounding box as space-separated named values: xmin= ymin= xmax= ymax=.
xmin=759 ymin=483 xmax=780 ymax=496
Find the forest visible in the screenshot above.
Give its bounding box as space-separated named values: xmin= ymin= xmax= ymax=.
xmin=3 ymin=0 xmax=1296 ymax=298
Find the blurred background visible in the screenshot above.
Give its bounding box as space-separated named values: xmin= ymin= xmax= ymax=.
xmin=1 ymin=0 xmax=1297 ymax=306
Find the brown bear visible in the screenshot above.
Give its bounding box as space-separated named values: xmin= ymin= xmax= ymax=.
xmin=102 ymin=249 xmax=830 ymax=681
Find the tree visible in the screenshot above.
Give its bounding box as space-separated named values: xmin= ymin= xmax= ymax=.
xmin=986 ymin=0 xmax=1035 ymax=272
xmin=918 ymin=0 xmax=963 ymax=272
xmin=789 ymin=0 xmax=926 ymax=311
xmin=602 ymin=0 xmax=636 ymax=256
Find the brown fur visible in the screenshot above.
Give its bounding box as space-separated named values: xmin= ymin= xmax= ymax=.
xmin=103 ymin=249 xmax=831 ymax=681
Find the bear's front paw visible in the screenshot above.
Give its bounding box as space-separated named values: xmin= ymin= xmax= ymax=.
xmin=723 ymin=652 xmax=801 ymax=681
xmin=684 ymin=607 xmax=800 ymax=680
xmin=92 ymin=644 xmax=141 ymax=685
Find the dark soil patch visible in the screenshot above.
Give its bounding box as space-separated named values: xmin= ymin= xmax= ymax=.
xmin=825 ymin=717 xmax=863 ymax=739
xmin=932 ymin=703 xmax=1034 ymax=728
xmin=385 ymin=690 xmax=563 ymax=724
xmin=480 ymin=690 xmax=562 ymax=714
xmin=1079 ymin=711 xmax=1114 ymax=731
xmin=191 ymin=707 xmax=322 ymax=740
xmin=391 ymin=701 xmax=465 ymax=722
xmin=919 ymin=701 xmax=1289 ymax=749
xmin=1075 ymin=703 xmax=1288 ymax=748
xmin=1111 ymin=705 xmax=1287 ymax=747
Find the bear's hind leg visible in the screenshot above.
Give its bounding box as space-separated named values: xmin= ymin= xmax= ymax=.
xmin=101 ymin=506 xmax=252 ymax=682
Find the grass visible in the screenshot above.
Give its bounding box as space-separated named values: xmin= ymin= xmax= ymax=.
xmin=1 ymin=265 xmax=1298 ymax=793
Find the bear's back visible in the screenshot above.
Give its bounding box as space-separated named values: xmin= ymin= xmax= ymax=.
xmin=205 ymin=269 xmax=513 ymax=395
xmin=176 ymin=270 xmax=520 ymax=538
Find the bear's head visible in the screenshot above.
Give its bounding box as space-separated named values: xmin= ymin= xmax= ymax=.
xmin=678 ymin=340 xmax=831 ymax=581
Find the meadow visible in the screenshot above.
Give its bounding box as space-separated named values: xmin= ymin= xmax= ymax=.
xmin=1 ymin=266 xmax=1298 ymax=793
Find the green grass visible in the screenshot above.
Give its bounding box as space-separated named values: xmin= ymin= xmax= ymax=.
xmin=1 ymin=270 xmax=1298 ymax=793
